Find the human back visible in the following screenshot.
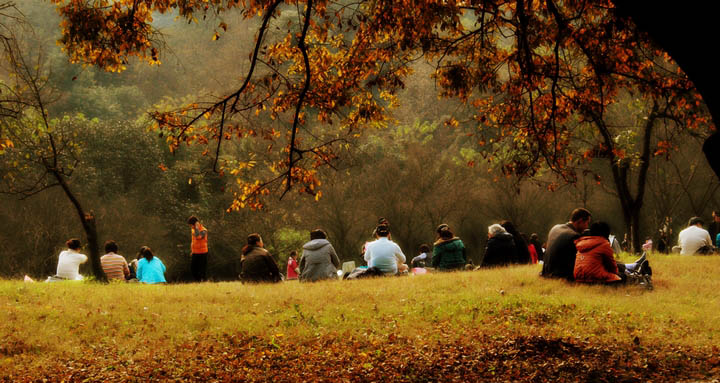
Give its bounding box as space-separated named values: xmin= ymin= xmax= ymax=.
xmin=678 ymin=217 xmax=713 ymax=255
xmin=432 ymin=224 xmax=466 ymax=270
xmin=364 ymin=225 xmax=405 ymax=275
xmin=240 ymin=233 xmax=281 ymax=283
xmin=541 ymin=208 xmax=591 ymax=280
xmin=573 ymin=222 xmax=621 ymax=284
xmin=55 ymin=238 xmax=87 ymax=280
xmin=136 ymin=246 xmax=166 ymax=284
xmin=100 ymin=240 xmax=130 ymax=281
xmin=299 ymin=229 xmax=341 ymax=282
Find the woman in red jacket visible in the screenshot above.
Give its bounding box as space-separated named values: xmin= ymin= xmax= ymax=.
xmin=573 ymin=222 xmax=623 ymax=284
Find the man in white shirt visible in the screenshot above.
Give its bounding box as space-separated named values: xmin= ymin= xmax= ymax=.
xmin=678 ymin=217 xmax=713 ymax=255
xmin=364 ymin=225 xmax=407 ymax=275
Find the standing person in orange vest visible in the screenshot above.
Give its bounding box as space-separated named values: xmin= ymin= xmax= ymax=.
xmin=187 ymin=216 xmax=209 ymax=281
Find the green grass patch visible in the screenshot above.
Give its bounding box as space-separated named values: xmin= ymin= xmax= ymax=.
xmin=1 ymin=255 xmax=719 ymax=381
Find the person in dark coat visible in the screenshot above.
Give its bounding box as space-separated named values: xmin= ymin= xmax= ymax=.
xmin=541 ymin=208 xmax=591 ymax=280
xmin=432 ymin=224 xmax=466 ymax=270
xmin=500 ymin=220 xmax=530 ymax=264
xmin=481 ymin=224 xmax=516 ymax=267
xmin=240 ymin=233 xmax=281 ymax=283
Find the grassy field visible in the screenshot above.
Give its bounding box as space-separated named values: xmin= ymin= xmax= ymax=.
xmin=2 ymin=255 xmax=720 ymax=382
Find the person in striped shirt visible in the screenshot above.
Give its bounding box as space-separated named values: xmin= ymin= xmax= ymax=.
xmin=100 ymin=240 xmax=130 ymax=281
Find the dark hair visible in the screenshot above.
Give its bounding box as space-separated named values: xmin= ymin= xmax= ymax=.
xmin=66 ymin=238 xmax=81 ymax=250
xmin=436 ymin=223 xmax=449 ymax=234
xmin=529 ymin=233 xmax=542 ymax=247
xmin=376 ymin=224 xmax=390 ymax=237
xmin=310 ymin=229 xmax=327 ymax=240
xmin=290 ymin=250 xmax=297 ymax=257
xmin=500 ymin=220 xmax=519 ymax=236
xmin=378 ymin=217 xmax=389 ymax=226
xmin=589 ymin=222 xmax=611 ymax=239
xmin=187 ymin=216 xmax=199 ymax=225
xmin=104 ymin=240 xmax=118 ymax=253
xmin=419 ymin=244 xmax=430 ymax=253
xmin=689 ymin=217 xmax=704 ymax=226
xmin=138 ymin=246 xmax=154 ymax=261
xmin=242 ymin=233 xmax=262 ymax=255
xmin=438 ymin=226 xmax=454 ymax=240
xmin=570 ymin=208 xmax=592 ymax=223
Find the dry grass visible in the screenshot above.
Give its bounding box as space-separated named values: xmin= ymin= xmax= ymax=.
xmin=1 ymin=254 xmax=719 ymax=378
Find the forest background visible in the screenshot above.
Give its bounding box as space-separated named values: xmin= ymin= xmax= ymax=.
xmin=0 ymin=0 xmax=718 ymax=281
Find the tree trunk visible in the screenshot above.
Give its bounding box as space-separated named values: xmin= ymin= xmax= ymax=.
xmin=631 ymin=207 xmax=642 ymax=253
xmin=51 ymin=169 xmax=107 ymax=282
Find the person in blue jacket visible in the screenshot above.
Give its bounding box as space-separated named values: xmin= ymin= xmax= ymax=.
xmin=136 ymin=246 xmax=167 ymax=284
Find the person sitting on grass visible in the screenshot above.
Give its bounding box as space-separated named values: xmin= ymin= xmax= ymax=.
xmin=411 ymin=244 xmax=432 ymax=268
xmin=54 ymin=238 xmax=88 ymax=281
xmin=574 ymin=222 xmax=623 ymax=284
xmin=364 ymin=225 xmax=407 ymax=275
xmin=541 ymin=208 xmax=592 ymax=280
xmin=432 ymin=224 xmax=467 ymax=271
xmin=678 ymin=217 xmax=714 ymax=255
xmin=529 ymin=233 xmax=544 ymax=262
xmin=299 ymin=229 xmax=341 ymax=282
xmin=481 ymin=224 xmax=516 ymax=267
xmin=136 ymin=246 xmax=166 ymax=284
xmin=574 ymin=222 xmax=652 ymax=285
xmin=240 ymin=233 xmax=282 ymax=283
xmin=501 ymin=220 xmax=531 ymax=264
xmin=100 ymin=240 xmax=130 ymax=281
xmin=523 ymin=233 xmax=538 ymax=264
xmin=286 ymin=251 xmax=299 ymax=280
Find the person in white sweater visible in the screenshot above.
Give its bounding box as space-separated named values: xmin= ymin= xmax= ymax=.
xmin=55 ymin=238 xmax=88 ymax=280
xmin=678 ymin=217 xmax=714 ymax=255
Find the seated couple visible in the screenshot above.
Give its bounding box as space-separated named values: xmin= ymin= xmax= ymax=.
xmin=574 ymin=221 xmax=650 ymax=285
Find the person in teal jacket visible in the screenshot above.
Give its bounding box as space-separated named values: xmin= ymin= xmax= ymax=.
xmin=432 ymin=224 xmax=467 ymax=270
xmin=136 ymin=246 xmax=167 ymax=284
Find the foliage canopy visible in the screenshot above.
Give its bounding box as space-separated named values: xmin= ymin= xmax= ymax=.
xmin=49 ymin=0 xmax=711 ymax=210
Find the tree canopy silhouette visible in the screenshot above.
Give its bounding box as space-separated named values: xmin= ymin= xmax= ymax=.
xmin=48 ymin=0 xmax=713 ymax=230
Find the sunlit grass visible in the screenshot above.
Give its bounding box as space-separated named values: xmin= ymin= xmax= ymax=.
xmin=1 ymin=254 xmax=719 ymax=372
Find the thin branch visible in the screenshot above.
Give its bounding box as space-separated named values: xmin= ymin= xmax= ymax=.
xmin=174 ymin=0 xmax=283 ymax=139
xmin=281 ymin=0 xmax=314 ymax=199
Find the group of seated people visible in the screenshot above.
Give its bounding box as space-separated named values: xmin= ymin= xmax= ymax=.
xmin=541 ymin=208 xmax=651 ymax=286
xmin=50 ymin=207 xmax=699 ymax=286
xmin=48 ymin=239 xmax=166 ymax=284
